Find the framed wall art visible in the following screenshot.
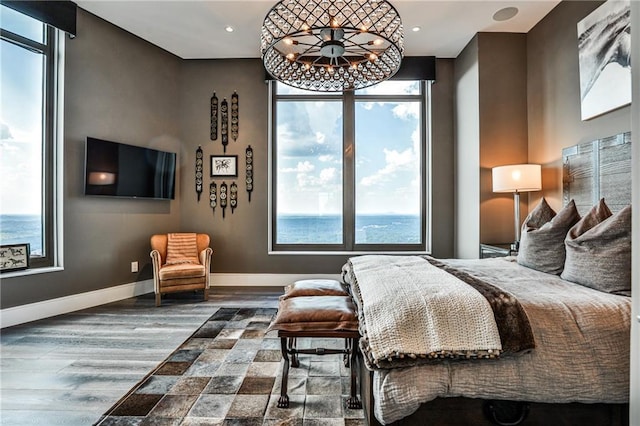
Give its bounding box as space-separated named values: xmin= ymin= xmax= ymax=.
xmin=577 ymin=0 xmax=631 ymax=120
xmin=0 ymin=243 xmax=30 ymax=272
xmin=211 ymin=155 xmax=238 ymax=178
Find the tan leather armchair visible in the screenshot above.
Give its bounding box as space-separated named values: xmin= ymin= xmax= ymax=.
xmin=150 ymin=233 xmax=213 ymax=306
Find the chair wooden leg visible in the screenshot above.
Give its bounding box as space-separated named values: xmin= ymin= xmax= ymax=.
xmin=155 ymin=292 xmax=161 ymax=307
xmin=204 ymin=288 xmax=209 ymax=301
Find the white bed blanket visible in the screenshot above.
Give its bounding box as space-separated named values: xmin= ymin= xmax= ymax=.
xmin=349 ymin=255 xmax=503 ymax=366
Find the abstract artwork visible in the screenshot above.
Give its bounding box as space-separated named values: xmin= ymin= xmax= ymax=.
xmin=210 ymin=155 xmax=238 ymax=178
xmin=577 ymin=0 xmax=631 ymax=120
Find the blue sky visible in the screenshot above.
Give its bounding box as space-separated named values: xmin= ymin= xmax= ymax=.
xmin=0 ymin=6 xmax=44 ymax=216
xmin=276 ymin=81 xmax=421 ymax=216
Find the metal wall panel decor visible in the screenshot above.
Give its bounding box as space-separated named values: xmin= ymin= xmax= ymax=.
xmin=195 ymin=146 xmax=203 ymax=201
xmin=220 ymin=98 xmax=229 ymax=152
xmin=210 ymin=92 xmax=218 ymax=140
xmin=220 ymin=181 xmax=228 ymax=218
xmin=231 ymin=91 xmax=239 ymax=141
xmin=230 ymin=182 xmax=238 ymax=213
xmin=210 ymin=182 xmax=217 ymax=214
xmin=246 ymin=145 xmax=253 ymax=202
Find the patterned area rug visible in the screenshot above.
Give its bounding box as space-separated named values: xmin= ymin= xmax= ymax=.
xmin=96 ymin=307 xmax=365 ymax=425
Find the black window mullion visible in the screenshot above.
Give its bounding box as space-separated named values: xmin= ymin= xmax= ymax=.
xmin=28 ymin=24 xmax=55 ymax=268
xmin=343 ymin=91 xmax=355 ymax=251
xmin=271 ymin=81 xmax=428 ymax=253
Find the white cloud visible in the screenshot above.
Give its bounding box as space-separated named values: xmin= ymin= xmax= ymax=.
xmin=392 ymin=103 xmax=420 ymax=120
xmin=319 ymin=167 xmax=337 ymax=183
xmin=318 ymin=155 xmax=335 ymax=163
xmin=315 ymin=132 xmax=326 ymax=144
xmin=280 ymin=161 xmax=315 ymax=173
xmin=360 ymin=147 xmax=416 ymax=187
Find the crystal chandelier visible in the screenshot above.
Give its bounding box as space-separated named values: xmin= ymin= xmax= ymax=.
xmin=261 ymin=0 xmax=404 ymax=92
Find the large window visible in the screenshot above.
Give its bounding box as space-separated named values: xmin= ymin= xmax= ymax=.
xmin=271 ymin=80 xmax=428 ymax=252
xmin=0 ymin=5 xmax=59 ymax=269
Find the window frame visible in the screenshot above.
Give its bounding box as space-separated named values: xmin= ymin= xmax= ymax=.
xmin=269 ymin=80 xmax=430 ymax=253
xmin=1 ymin=16 xmax=58 ymax=270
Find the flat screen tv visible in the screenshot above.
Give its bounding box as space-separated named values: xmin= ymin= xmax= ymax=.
xmin=84 ymin=137 xmax=176 ymax=200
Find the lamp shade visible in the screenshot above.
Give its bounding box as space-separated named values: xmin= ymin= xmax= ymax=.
xmin=492 ymin=164 xmax=541 ymax=193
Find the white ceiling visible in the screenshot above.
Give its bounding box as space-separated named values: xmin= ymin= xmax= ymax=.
xmin=75 ymin=0 xmax=561 ymax=59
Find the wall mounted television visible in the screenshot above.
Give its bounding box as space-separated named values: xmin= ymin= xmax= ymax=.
xmin=84 ymin=137 xmax=176 ymax=200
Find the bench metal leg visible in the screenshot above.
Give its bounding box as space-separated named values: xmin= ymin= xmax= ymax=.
xmin=278 ymin=337 xmax=290 ymax=408
xmin=347 ymin=337 xmax=362 ymax=409
xmin=290 ymin=337 xmax=299 ymax=368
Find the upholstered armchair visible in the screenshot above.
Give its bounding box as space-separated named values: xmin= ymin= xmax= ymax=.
xmin=150 ymin=233 xmax=213 ymax=307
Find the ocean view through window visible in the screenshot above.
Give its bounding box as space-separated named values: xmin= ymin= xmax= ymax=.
xmin=271 ymin=80 xmax=428 ymax=251
xmin=1 ymin=5 xmax=59 ymax=268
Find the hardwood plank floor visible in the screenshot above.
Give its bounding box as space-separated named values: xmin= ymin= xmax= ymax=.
xmin=0 ymin=287 xmax=281 ymax=425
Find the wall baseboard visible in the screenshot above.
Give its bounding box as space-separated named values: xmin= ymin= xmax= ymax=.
xmin=0 ymin=273 xmax=341 ymax=328
xmin=210 ymin=273 xmax=341 ymax=287
xmin=0 ymin=279 xmax=154 ymax=329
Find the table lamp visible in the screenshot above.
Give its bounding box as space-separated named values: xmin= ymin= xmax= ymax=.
xmin=492 ymin=164 xmax=542 ymax=250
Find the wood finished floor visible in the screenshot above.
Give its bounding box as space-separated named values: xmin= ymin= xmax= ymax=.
xmin=0 ymin=287 xmax=281 ymax=425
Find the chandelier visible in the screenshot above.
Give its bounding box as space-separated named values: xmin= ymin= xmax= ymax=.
xmin=261 ymin=0 xmax=404 ymax=92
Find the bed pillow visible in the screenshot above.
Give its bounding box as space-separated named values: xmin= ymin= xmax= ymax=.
xmin=561 ymin=203 xmax=631 ymax=296
xmin=517 ymin=198 xmax=580 ymax=275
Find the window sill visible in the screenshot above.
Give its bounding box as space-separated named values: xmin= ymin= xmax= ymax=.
xmin=268 ymin=250 xmax=431 ymax=256
xmin=0 ymin=266 xmax=64 ymax=279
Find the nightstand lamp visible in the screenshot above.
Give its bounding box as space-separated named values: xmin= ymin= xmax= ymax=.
xmin=492 ymin=164 xmax=542 ymax=250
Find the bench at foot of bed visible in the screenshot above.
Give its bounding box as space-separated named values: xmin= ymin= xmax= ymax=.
xmin=267 ymin=293 xmax=361 ymax=410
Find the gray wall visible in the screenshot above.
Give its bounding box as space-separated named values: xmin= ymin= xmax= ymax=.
xmin=178 ymin=59 xmax=349 ymax=273
xmin=526 ymin=0 xmax=631 ymax=212
xmin=1 ymin=10 xmax=182 ymax=309
xmin=453 ymin=36 xmax=480 ymax=259
xmin=178 ymin=58 xmax=456 ymax=273
xmin=2 ymin=11 xmax=456 ymax=308
xmin=430 ymin=59 xmax=455 ymax=258
xmin=478 ymin=33 xmax=528 ymax=245
xmin=453 ymin=33 xmax=528 ymax=258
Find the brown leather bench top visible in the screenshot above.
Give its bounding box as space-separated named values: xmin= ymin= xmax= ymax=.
xmin=281 ymin=279 xmax=350 ymax=299
xmin=268 ymin=295 xmax=359 ymax=334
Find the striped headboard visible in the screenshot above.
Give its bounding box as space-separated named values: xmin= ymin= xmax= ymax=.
xmin=562 ymin=131 xmax=631 ymax=215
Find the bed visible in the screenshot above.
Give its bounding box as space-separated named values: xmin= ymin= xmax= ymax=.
xmin=344 ymin=132 xmax=632 ymax=426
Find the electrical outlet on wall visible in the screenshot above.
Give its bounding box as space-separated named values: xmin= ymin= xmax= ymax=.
xmin=131 ymin=261 xmax=138 ymax=273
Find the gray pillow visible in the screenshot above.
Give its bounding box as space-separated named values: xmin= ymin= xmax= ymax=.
xmin=561 ymin=203 xmax=631 ymax=296
xmin=517 ymin=198 xmax=581 ymax=274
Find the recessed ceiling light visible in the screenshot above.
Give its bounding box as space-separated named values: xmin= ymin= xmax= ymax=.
xmin=411 ymin=26 xmax=421 ymax=32
xmin=493 ymin=7 xmax=518 ymax=22
xmin=225 ymin=26 xmax=234 ymax=33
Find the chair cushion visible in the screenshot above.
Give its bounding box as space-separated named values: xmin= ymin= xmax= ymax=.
xmin=159 ymin=263 xmax=206 ymax=280
xmin=165 ymin=233 xmax=199 ymax=265
xmin=268 ymin=296 xmax=359 ymax=333
xmin=281 ymin=279 xmax=349 ymax=299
